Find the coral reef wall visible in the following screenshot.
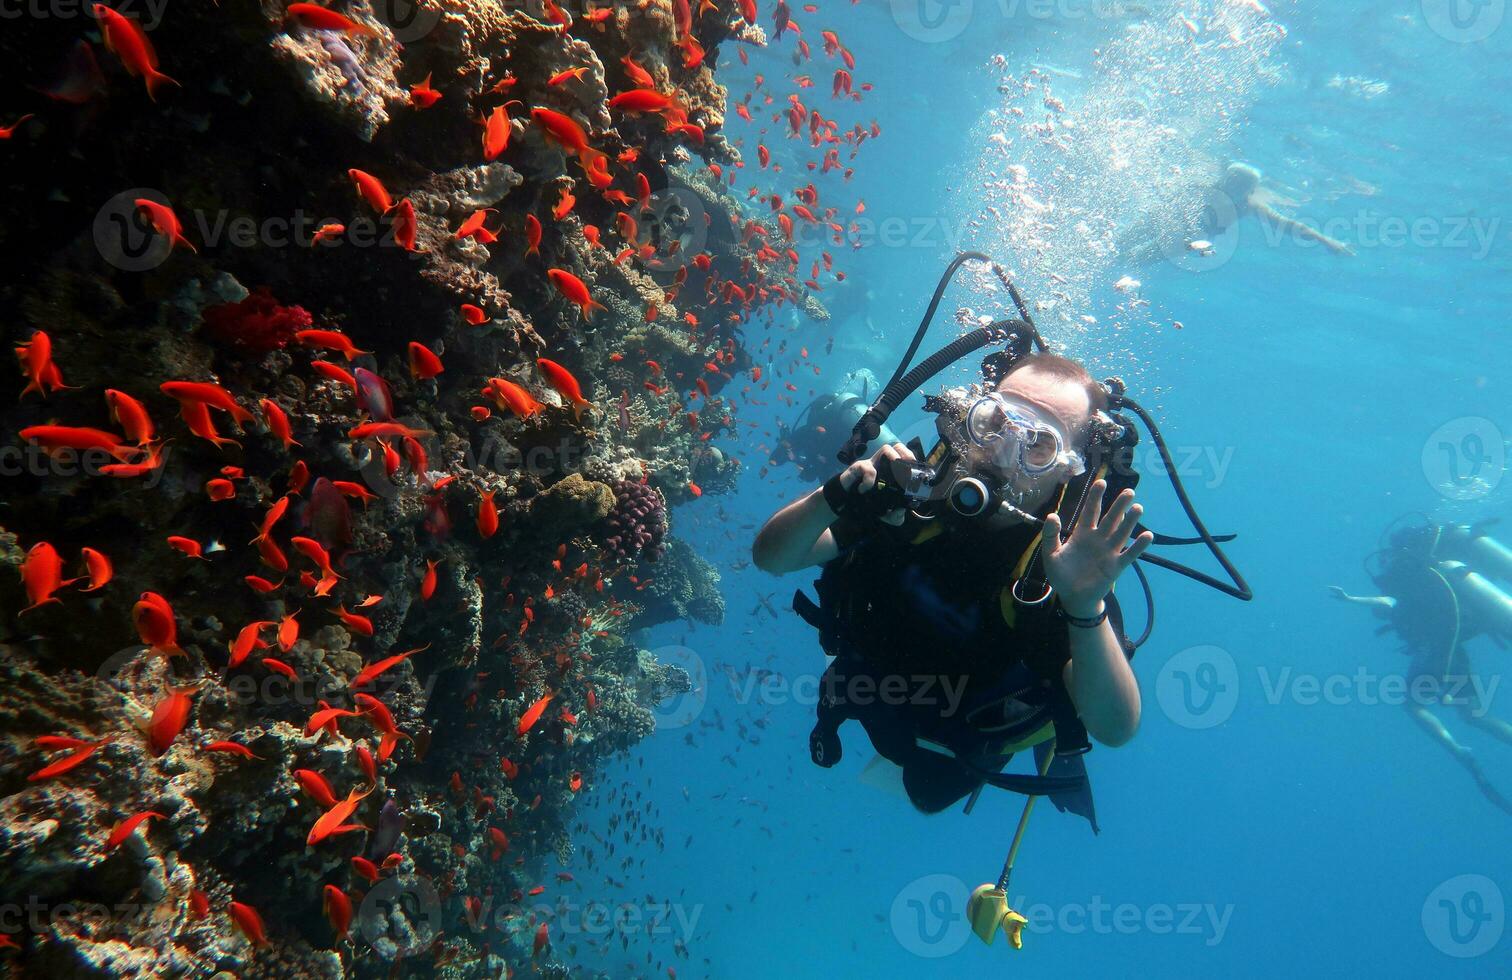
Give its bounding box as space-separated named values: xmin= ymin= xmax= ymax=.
xmin=0 ymin=1 xmax=842 ymax=975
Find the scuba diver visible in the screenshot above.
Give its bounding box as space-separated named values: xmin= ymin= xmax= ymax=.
xmin=767 ymin=368 xmax=899 ymax=484
xmin=1330 ymin=518 xmax=1512 ymax=814
xmin=751 ymin=253 xmax=1252 ymax=826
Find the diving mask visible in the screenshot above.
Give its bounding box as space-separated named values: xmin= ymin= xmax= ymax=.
xmin=964 ymin=393 xmax=1086 ymax=478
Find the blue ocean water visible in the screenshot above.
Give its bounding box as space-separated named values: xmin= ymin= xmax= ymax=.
xmin=580 ymin=3 xmax=1512 ymax=976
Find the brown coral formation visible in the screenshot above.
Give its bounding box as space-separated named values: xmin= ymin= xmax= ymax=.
xmin=0 ymin=1 xmax=790 ymax=975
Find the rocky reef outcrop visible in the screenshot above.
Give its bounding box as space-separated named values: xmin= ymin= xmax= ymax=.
xmin=0 ymin=1 xmax=815 ymax=975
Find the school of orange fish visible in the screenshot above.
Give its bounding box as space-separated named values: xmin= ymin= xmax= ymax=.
xmin=5 ymin=0 xmax=881 ymax=974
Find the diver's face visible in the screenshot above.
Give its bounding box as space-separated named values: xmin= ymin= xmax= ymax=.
xmin=988 ymin=367 xmax=1093 ymax=512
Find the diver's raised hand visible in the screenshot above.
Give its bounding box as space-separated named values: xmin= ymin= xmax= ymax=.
xmin=1042 ymin=479 xmax=1153 ymax=618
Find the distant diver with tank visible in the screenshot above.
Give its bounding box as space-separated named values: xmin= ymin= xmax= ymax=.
xmin=1331 ymin=517 xmax=1512 ymax=815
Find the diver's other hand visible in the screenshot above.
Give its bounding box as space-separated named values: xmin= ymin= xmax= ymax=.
xmin=1326 ymin=586 xmax=1351 ymax=601
xmin=836 ymin=442 xmax=913 ymax=525
xmin=1042 ymin=479 xmax=1154 ymax=618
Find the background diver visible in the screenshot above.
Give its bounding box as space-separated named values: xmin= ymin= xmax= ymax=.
xmin=767 ymin=368 xmax=899 ymax=484
xmin=1330 ymin=518 xmax=1512 ymax=814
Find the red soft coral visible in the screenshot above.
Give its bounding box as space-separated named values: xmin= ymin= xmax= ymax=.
xmin=200 ymin=287 xmax=312 ymax=353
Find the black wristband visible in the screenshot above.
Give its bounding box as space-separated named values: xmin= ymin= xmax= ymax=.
xmin=1059 ymin=602 xmax=1109 ymax=629
xmin=822 ymin=473 xmax=852 ymax=516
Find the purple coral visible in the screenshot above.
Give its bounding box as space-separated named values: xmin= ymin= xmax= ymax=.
xmin=201 ymin=287 xmax=312 ymax=353
xmin=602 ymin=479 xmax=667 ymax=563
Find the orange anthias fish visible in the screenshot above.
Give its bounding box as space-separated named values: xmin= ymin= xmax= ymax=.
xmin=482 ymin=102 xmax=520 ymax=160
xmin=20 ymin=425 xmax=137 ymax=461
xmin=407 ymin=341 xmax=444 ymax=379
xmin=16 ymin=330 xmax=71 ymax=400
xmin=348 ymin=421 xmax=431 ymax=440
xmin=251 ymin=399 xmax=297 ymax=451
xmin=228 ymin=620 xmax=274 ymax=669
xmin=307 ymin=783 xmax=374 ymax=846
xmin=536 ymin=358 xmax=591 ymax=420
xmin=409 ymin=72 xmax=442 ymax=108
xmin=546 ymin=269 xmax=606 ymax=321
xmin=350 ymin=645 xmax=426 ymax=689
xmin=93 ymin=5 xmax=179 ymax=101
xmin=391 ymin=198 xmax=421 ymax=252
xmin=204 ymin=740 xmax=261 ymax=759
xmin=79 ymin=546 xmax=113 ymax=592
xmin=347 ymin=169 xmax=394 ymax=213
xmin=482 ymin=377 xmax=543 ymax=419
xmin=323 ymin=885 xmax=353 ymax=941
xmin=228 ymin=900 xmax=269 ymax=947
xmin=477 ymin=490 xmax=499 ymax=539
xmin=148 ymin=681 xmax=204 ymax=756
xmin=285 ymin=3 xmax=380 ymax=38
xmin=135 ymin=199 xmax=196 ymax=253
xmin=354 ymin=693 xmax=408 ymax=761
xmin=524 ymin=213 xmax=542 ymax=255
xmin=134 ymin=591 xmax=186 ymax=656
xmin=160 ymin=380 xmax=254 ymax=425
xmin=529 ymin=108 xmax=607 ymax=173
xmin=296 ymin=329 xmax=370 ymax=361
xmin=106 ymin=810 xmax=165 ymax=849
xmin=27 ymin=738 xmax=109 ymax=782
xmin=516 ymin=692 xmax=553 ymax=736
xmin=608 ymin=89 xmax=676 ymax=114
xmin=105 ymin=389 xmax=154 ymax=444
xmin=294 ymin=767 xmax=341 ymax=807
xmin=20 ymin=541 xmax=76 ymax=614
